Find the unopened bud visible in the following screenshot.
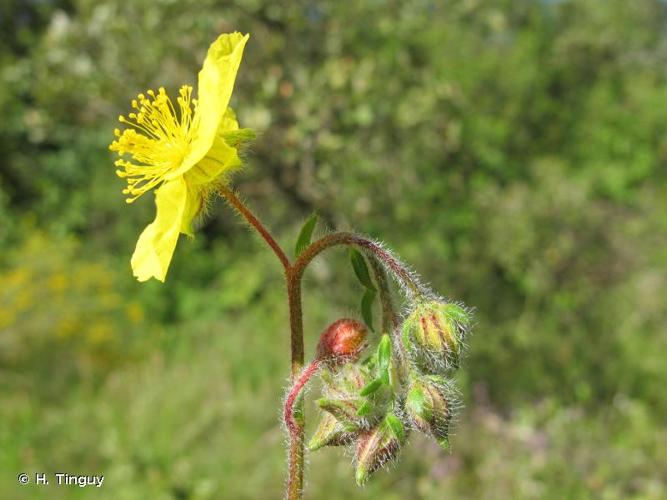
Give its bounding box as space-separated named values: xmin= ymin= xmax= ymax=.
xmin=316 ymin=396 xmax=365 ymax=431
xmin=308 ymin=412 xmax=356 ymax=451
xmin=318 ymin=362 xmax=388 ymax=429
xmin=317 ymin=318 xmax=368 ymax=362
xmin=354 ymin=413 xmax=406 ymax=485
xmin=401 ymin=301 xmax=470 ymax=372
xmin=405 ymin=375 xmax=455 ymax=450
xmin=327 ymin=362 xmax=370 ymax=395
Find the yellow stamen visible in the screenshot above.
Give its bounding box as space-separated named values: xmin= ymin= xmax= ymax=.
xmin=110 ymin=85 xmax=196 ymax=202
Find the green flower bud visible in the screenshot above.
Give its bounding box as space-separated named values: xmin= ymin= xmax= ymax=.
xmin=317 ymin=362 xmax=378 ymax=430
xmin=308 ymin=412 xmax=356 ymax=451
xmin=337 ymin=362 xmax=370 ymax=393
xmin=405 ymin=375 xmax=456 ymax=450
xmin=354 ymin=412 xmax=407 ymax=485
xmin=401 ymin=301 xmax=470 ymax=372
xmin=316 ymin=396 xmax=365 ymax=431
xmin=321 ymin=362 xmax=369 ymax=397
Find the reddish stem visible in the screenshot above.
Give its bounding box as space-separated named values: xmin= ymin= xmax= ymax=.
xmin=293 ymin=232 xmax=424 ymax=297
xmin=218 ymin=186 xmax=305 ymax=499
xmin=284 ymin=359 xmax=321 ymax=438
xmin=219 ymin=185 xmax=291 ymax=271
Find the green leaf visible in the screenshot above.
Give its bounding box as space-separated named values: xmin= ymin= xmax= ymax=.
xmin=361 ymin=288 xmax=376 ymax=332
xmin=356 ymin=400 xmax=373 ymax=417
xmin=294 ymin=213 xmax=318 ymax=257
xmin=359 ymin=378 xmax=383 ymax=396
xmin=380 ymin=369 xmax=390 ymax=385
xmin=377 ymin=335 xmax=392 ymax=384
xmin=385 ymin=413 xmax=405 ymax=441
xmin=350 ymin=249 xmax=376 ymax=290
xmin=377 ymin=335 xmax=391 ymax=369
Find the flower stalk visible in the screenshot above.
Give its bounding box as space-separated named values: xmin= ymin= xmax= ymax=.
xmin=292 ymin=232 xmax=429 ymax=299
xmin=217 ymin=188 xmax=305 ymax=498
xmin=284 ymin=360 xmax=321 ymax=437
xmin=219 ymin=185 xmax=290 ymax=271
xmin=368 ymin=255 xmax=398 ymax=333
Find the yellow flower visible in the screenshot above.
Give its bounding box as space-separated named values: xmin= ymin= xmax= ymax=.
xmin=110 ymin=32 xmax=250 ymax=282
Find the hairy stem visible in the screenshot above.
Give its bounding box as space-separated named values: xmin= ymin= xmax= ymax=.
xmin=219 ymin=185 xmax=290 ymax=271
xmin=368 ymin=255 xmax=398 ymax=333
xmin=285 ymin=268 xmax=305 ymax=500
xmin=294 ymin=232 xmax=427 ymax=298
xmin=284 ymin=360 xmax=321 ymax=442
xmin=368 ymin=254 xmax=409 ymax=384
xmin=218 ymin=187 xmax=305 ymax=499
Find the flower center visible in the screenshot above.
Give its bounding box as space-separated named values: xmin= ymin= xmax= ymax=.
xmin=110 ymin=86 xmax=197 ymax=203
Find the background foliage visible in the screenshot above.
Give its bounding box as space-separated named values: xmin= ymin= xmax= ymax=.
xmin=1 ymin=0 xmax=666 ymax=498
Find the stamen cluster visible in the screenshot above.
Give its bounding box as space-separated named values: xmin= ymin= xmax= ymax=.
xmin=110 ymin=86 xmax=196 ymax=203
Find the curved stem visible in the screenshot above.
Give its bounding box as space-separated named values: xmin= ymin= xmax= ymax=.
xmin=294 ymin=232 xmax=426 ymax=298
xmin=284 ymin=360 xmax=321 ymax=444
xmin=219 ymin=185 xmax=291 ymax=271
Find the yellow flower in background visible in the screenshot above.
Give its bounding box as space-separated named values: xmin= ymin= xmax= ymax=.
xmin=110 ymin=32 xmax=250 ymax=282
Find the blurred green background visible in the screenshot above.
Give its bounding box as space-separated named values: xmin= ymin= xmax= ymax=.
xmin=1 ymin=0 xmax=666 ymax=498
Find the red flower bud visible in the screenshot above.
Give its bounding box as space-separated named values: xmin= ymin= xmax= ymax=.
xmin=317 ymin=318 xmax=368 ymax=362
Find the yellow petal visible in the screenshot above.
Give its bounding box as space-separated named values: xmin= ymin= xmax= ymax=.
xmin=183 ymin=107 xmax=243 ymax=186
xmin=185 ymin=142 xmax=241 ymax=187
xmin=131 ymin=177 xmax=188 ymax=282
xmin=167 ymin=32 xmax=249 ymax=180
xmin=180 ymin=183 xmax=204 ymax=237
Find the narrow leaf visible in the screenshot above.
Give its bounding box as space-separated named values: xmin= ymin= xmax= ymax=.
xmin=356 ymin=400 xmax=373 ymax=417
xmin=385 ymin=413 xmax=405 ymax=441
xmin=359 ymin=378 xmax=383 ymax=397
xmin=361 ymin=288 xmax=376 ymax=332
xmin=350 ymin=249 xmax=375 ymax=290
xmin=377 ymin=334 xmax=392 ymax=384
xmin=294 ymin=213 xmax=318 ymax=257
xmin=377 ymin=335 xmax=391 ymax=370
